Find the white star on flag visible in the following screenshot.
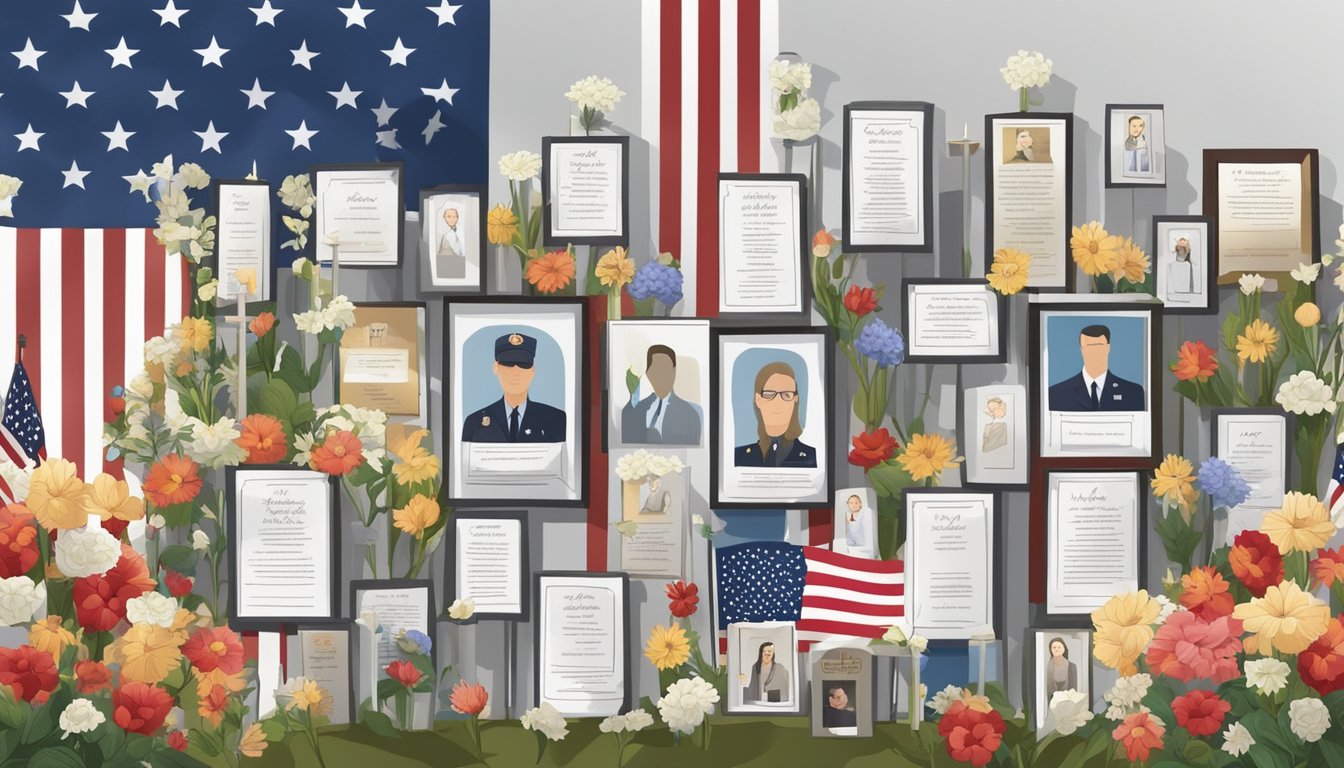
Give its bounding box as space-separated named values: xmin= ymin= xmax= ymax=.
xmin=375 ymin=128 xmax=400 ymax=150
xmin=59 ymin=82 xmax=94 ymax=108
xmin=149 ymin=80 xmax=184 ymax=110
xmin=62 ymin=160 xmax=90 ymax=189
xmin=61 ymin=1 xmax=97 ymax=31
xmin=372 ymin=99 xmax=398 ymax=126
xmin=101 ymin=122 xmax=135 ymax=152
xmin=383 ymin=38 xmax=416 ymax=66
xmin=193 ymin=121 xmax=228 ymax=153
xmin=251 ymin=1 xmax=283 ymax=26
xmin=105 ymin=37 xmax=139 ymax=69
xmin=285 ymin=120 xmax=319 ymax=150
xmin=328 ymin=83 xmax=362 ymax=110
xmin=241 ymin=79 xmax=275 ymax=110
xmin=427 ymin=1 xmax=462 ymax=26
xmin=154 ymin=1 xmax=189 ymax=27
xmin=15 ymin=125 xmax=43 ymax=152
xmin=291 ymin=41 xmax=320 ymax=69
xmin=339 ymin=1 xmax=374 ymax=28
xmin=422 ymin=79 xmax=459 ymax=105
xmin=12 ymin=39 xmax=45 ymax=71
xmin=194 ymin=36 xmax=230 ymax=67
xmin=123 ymin=169 xmax=153 ymax=200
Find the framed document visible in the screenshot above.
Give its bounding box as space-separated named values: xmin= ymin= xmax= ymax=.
xmin=1205 ymin=148 xmax=1320 ymax=286
xmin=1153 ymin=215 xmax=1216 ymax=315
xmin=445 ymin=511 xmax=529 ymax=620
xmin=542 ymin=136 xmax=629 ymax=246
xmin=717 ymin=173 xmax=809 ymax=316
xmin=1045 ymin=471 xmax=1143 ymax=619
xmin=350 ymin=579 xmax=436 ymax=670
xmin=213 ymin=179 xmax=272 ymax=302
xmin=810 ymin=646 xmax=874 ymax=738
xmin=444 ymin=298 xmax=588 ymax=507
xmin=296 ymin=622 xmax=356 ymax=725
xmin=534 ymin=572 xmax=631 ymax=717
xmin=605 ymin=319 xmax=710 ymax=450
xmin=419 ymin=185 xmax=487 ymax=294
xmin=726 ymin=621 xmax=800 ymax=714
xmin=902 ymin=278 xmax=1007 ymax=363
xmin=961 ymin=383 xmax=1028 ymax=489
xmin=985 ymin=113 xmax=1074 ymax=291
xmin=711 ymin=326 xmax=834 ymax=509
xmin=1028 ymin=628 xmax=1092 ymax=733
xmin=339 ymin=303 xmax=428 ymax=446
xmin=832 ymin=487 xmax=878 ymax=559
xmin=1105 ymin=104 xmax=1166 ymax=188
xmin=226 ymin=467 xmax=339 ymax=631
xmin=1031 ymin=298 xmax=1161 ymax=463
xmin=841 ymin=101 xmax=934 ymax=252
xmin=904 ymin=488 xmax=1000 ymax=640
xmin=1213 ymin=409 xmax=1291 ymax=544
xmin=614 ymin=452 xmax=689 ymax=579
xmin=311 ymin=162 xmax=405 ymax=267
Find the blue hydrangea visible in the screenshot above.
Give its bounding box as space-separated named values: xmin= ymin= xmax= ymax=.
xmin=402 ymin=629 xmax=433 ymax=656
xmin=854 ymin=318 xmax=905 ymax=368
xmin=627 ymin=261 xmax=684 ymax=307
xmin=1197 ymin=457 xmax=1251 ymax=510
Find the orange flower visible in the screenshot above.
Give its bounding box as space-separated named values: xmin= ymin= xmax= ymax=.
xmin=198 ymin=683 xmax=230 ymax=727
xmin=236 ymin=414 xmax=288 ymax=464
xmin=238 ymin=723 xmax=267 ymax=758
xmin=142 ymin=454 xmax=202 ymax=507
xmin=1180 ymin=566 xmax=1234 ymax=621
xmin=1172 ymin=341 xmax=1218 ymax=383
xmin=525 ymin=249 xmax=576 ymax=294
xmin=28 ymin=616 xmax=76 ymax=658
xmin=449 ymin=680 xmax=488 ymax=716
xmin=249 ymin=311 xmax=276 ymax=338
xmin=1312 ymin=548 xmax=1344 ymax=587
xmin=812 ymin=228 xmax=838 ymax=259
xmin=309 ymin=430 xmax=365 ymax=476
xmin=75 ymin=661 xmax=113 ymax=694
xmin=1113 ymin=711 xmax=1165 ymax=763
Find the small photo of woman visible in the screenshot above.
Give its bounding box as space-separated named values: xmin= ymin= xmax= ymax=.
xmin=726 ymin=621 xmax=799 ymax=713
xmin=737 ymin=641 xmax=791 ymax=704
xmin=1033 ymin=628 xmax=1091 ymax=732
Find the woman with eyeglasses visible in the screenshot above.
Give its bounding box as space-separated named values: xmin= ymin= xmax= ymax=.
xmin=733 ymin=362 xmax=817 ymax=468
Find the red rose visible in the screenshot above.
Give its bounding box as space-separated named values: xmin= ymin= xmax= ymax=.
xmin=1299 ymin=614 xmax=1344 ymax=696
xmin=167 ymin=731 xmax=189 ymax=752
xmin=100 ymin=516 xmax=130 ymax=541
xmin=1172 ymin=689 xmax=1229 ymax=737
xmin=938 ymin=702 xmax=1006 ymax=768
xmin=1229 ymin=529 xmax=1284 ymax=598
xmin=75 ymin=660 xmax=114 ymax=694
xmin=0 ymin=644 xmax=59 ymax=703
xmin=112 ymin=682 xmax=174 ymax=735
xmin=74 ymin=545 xmax=155 ymax=632
xmin=843 ymin=286 xmax=879 ymax=318
xmin=666 ymin=581 xmax=700 ymax=618
xmin=848 ymin=428 xmax=898 ymax=470
xmin=164 ymin=570 xmax=194 ymax=598
xmin=386 ymin=660 xmax=424 ymax=690
xmin=182 ymin=627 xmax=246 ymax=675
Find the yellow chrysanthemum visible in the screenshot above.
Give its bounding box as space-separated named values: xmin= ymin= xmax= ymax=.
xmin=175 ymin=316 xmax=214 ymax=354
xmin=486 ymin=204 xmax=519 ymax=246
xmin=595 ymin=246 xmax=635 ymax=289
xmin=1151 ymin=454 xmax=1198 ymax=511
xmin=986 ymin=248 xmax=1030 ymax=295
xmin=959 ymin=689 xmax=993 ymax=713
xmin=1091 ymin=590 xmax=1162 ymax=676
xmin=287 ymin=679 xmax=334 ymax=717
xmin=28 ymin=616 xmax=76 ymax=658
xmin=1070 ymin=221 xmax=1123 ymax=276
xmin=643 ymin=623 xmax=691 ymax=671
xmin=105 ymin=623 xmax=187 ymax=685
xmin=195 ymin=667 xmax=249 ymax=697
xmin=390 ymin=429 xmax=440 ymax=486
xmin=84 ymin=473 xmax=146 ymax=522
xmin=27 ymin=457 xmax=89 ymax=530
xmin=896 ymin=433 xmax=961 ymax=482
xmin=1260 ymin=491 xmax=1335 ymax=554
xmin=239 ymin=723 xmax=268 ymax=758
xmin=392 ymin=494 xmax=441 ymax=539
xmin=1233 ymin=581 xmax=1330 ymax=655
xmin=1111 ymin=238 xmax=1150 ymax=284
xmin=1236 ymin=319 xmax=1278 ymax=364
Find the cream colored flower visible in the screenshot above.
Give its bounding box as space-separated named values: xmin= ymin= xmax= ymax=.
xmin=0 ymin=174 xmax=22 ymax=199
xmin=564 ymin=75 xmax=625 ymax=113
xmin=53 ymin=526 xmax=121 ymax=578
xmin=279 ymin=175 xmax=315 ymax=217
xmin=1275 ymin=371 xmax=1335 ymax=416
xmin=498 ymin=151 xmax=542 ymax=182
xmin=768 ymin=59 xmax=812 ymax=93
xmin=1244 ymin=658 xmax=1291 ymax=695
xmin=1289 ymin=698 xmax=1330 ymax=742
xmin=927 ymin=685 xmax=963 ymax=715
xmin=185 ymin=417 xmax=247 ymax=470
xmin=1049 ymin=690 xmax=1093 ymax=735
xmin=178 ymin=163 xmax=210 ymax=190
xmin=1221 ymin=722 xmax=1254 ymax=756
xmin=197 ymin=279 xmax=218 ymax=302
xmin=0 ymin=576 xmax=46 ymax=626
xmin=59 ymin=699 xmax=106 ymax=737
xmin=125 ymin=592 xmax=180 ymax=628
xmin=1291 ymin=262 xmax=1321 ymax=284
xmin=1000 ymin=50 xmax=1053 ymax=89
xmin=448 ymin=598 xmax=476 ymax=621
xmin=772 ymin=98 xmax=821 ymax=141
xmin=151 ymin=155 xmax=175 ymax=181
xmin=1238 ymin=273 xmax=1266 ymax=294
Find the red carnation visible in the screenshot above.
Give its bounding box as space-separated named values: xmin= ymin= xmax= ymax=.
xmin=666 ymin=581 xmax=700 ymax=618
xmin=74 ymin=545 xmax=155 ymax=632
xmin=843 ymin=286 xmax=879 ymax=318
xmin=1299 ymin=614 xmax=1344 ymax=696
xmin=75 ymin=661 xmax=114 ymax=694
xmin=163 ymin=570 xmax=194 ymax=598
xmin=386 ymin=660 xmax=424 ymax=690
xmin=848 ymin=428 xmax=898 ymax=470
xmin=167 ymin=731 xmax=189 ymax=752
xmin=0 ymin=644 xmax=59 ymax=703
xmin=938 ymin=702 xmax=1006 ymax=768
xmin=1229 ymin=529 xmax=1284 ymax=598
xmin=1172 ymin=689 xmax=1230 ymax=737
xmin=182 ymin=627 xmax=246 ymax=676
xmin=112 ymin=682 xmax=174 ymax=735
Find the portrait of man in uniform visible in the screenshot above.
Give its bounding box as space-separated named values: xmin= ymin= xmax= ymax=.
xmin=461 ymin=332 xmax=567 ymax=443
xmin=1046 ymin=324 xmax=1145 ymax=412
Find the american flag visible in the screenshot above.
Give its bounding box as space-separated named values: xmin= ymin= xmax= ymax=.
xmin=0 ymin=359 xmax=45 ymax=505
xmin=1328 ymin=443 xmax=1344 ymax=524
xmin=713 ymin=542 xmax=904 ymax=654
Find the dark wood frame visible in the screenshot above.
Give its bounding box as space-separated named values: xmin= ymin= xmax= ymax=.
xmin=984 ymin=112 xmax=1075 ymax=292
xmin=533 ymin=571 xmax=632 ymax=716
xmin=716 ymin=172 xmax=812 ymax=318
xmin=1104 ymin=104 xmax=1166 ymax=189
xmin=418 ymin=184 xmax=489 ymax=295
xmin=841 ymin=101 xmax=935 ymax=252
xmin=901 ymin=278 xmax=1008 ymax=364
xmin=211 ymin=178 xmax=276 ymax=305
xmin=902 ymin=487 xmax=1004 ymax=641
xmin=541 ymin=135 xmax=631 ymax=247
xmin=309 ymin=162 xmax=406 ymax=267
xmin=444 ymin=510 xmax=530 ymax=621
xmin=1152 ymin=215 xmax=1217 ymax=315
xmin=1203 ymin=148 xmax=1321 ymax=288
xmin=1042 ymin=469 xmax=1146 ymax=624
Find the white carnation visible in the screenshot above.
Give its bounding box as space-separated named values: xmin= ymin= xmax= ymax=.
xmin=1103 ymin=674 xmax=1152 ymax=709
xmin=907 ymin=634 xmax=928 ymax=654
xmin=125 ymin=591 xmax=179 ymax=628
xmin=1238 ymin=273 xmax=1266 ymax=295
xmin=1276 ymin=371 xmax=1336 ymax=416
xmin=323 ymin=295 xmax=357 ymax=331
xmin=657 ymin=676 xmax=719 ymax=734
xmin=177 ymin=163 xmax=210 ymax=190
xmin=0 ymin=174 xmax=22 ymax=199
xmin=293 ymin=309 xmax=324 ymax=335
xmin=143 ymin=335 xmax=182 ymax=366
xmin=1221 ymin=722 xmax=1255 ymax=756
xmin=59 ymin=699 xmax=106 ymax=737
xmin=151 ymin=155 xmax=175 ymax=182
xmin=185 ymin=416 xmax=247 ymax=469
xmin=564 ymin=76 xmax=625 ymax=113
xmin=1288 ymin=698 xmax=1330 ymax=743
xmin=0 ymin=458 xmax=33 ymax=503
xmin=519 ymin=702 xmax=569 ymax=741
xmin=926 ymin=685 xmax=963 ymax=715
xmin=291 ymin=256 xmax=314 ymax=277
xmin=622 ymin=709 xmax=653 ymax=731
xmin=127 ymin=374 xmax=155 ymax=401
xmin=0 ymin=576 xmax=46 ymax=626
xmin=614 ymin=450 xmax=686 ymax=483
xmin=1290 ymin=262 xmax=1321 ymax=284
xmin=598 ymin=715 xmax=626 ymax=734
xmin=1000 ymin=49 xmax=1053 ymax=90
xmin=772 ymin=98 xmax=821 ymax=141
xmin=1244 ymin=658 xmax=1290 ymax=695
xmin=448 ymin=598 xmax=476 ymax=621
xmin=768 ymin=59 xmax=812 ymax=93
xmin=279 ymin=175 xmax=315 ymax=217
xmin=498 ymin=151 xmax=542 ymax=182
xmin=54 ymin=526 xmax=122 ymax=578
xmin=1048 ymin=690 xmax=1093 ymax=735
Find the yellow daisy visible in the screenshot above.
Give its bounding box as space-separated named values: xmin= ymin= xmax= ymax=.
xmin=174 ymin=316 xmax=214 ymax=354
xmin=896 ymin=433 xmax=961 ymax=482
xmin=1236 ymin=319 xmax=1278 ymax=364
xmin=986 ymin=249 xmax=1030 ymax=295
xmin=1111 ymin=238 xmax=1150 ymax=284
xmin=1150 ymin=454 xmax=1198 ymax=511
xmin=1070 ymin=221 xmax=1123 ymax=276
xmin=643 ymin=624 xmax=691 ymax=671
xmin=595 ymin=246 xmax=635 ymax=289
xmin=390 ymin=429 xmax=440 ymax=486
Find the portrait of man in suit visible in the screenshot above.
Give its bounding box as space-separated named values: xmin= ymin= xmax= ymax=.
xmin=621 ymin=344 xmax=703 ymax=445
xmin=435 ymin=204 xmax=467 ymax=280
xmin=1047 ymin=324 xmax=1145 ymax=412
xmin=1122 ymin=115 xmax=1151 ymax=176
xmin=461 ymin=332 xmax=566 ymax=442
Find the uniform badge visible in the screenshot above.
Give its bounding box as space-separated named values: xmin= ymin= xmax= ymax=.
xmin=481 ymin=415 xmax=491 ymax=426
xmin=800 ymin=452 xmax=807 ymax=458
xmin=525 ymin=428 xmax=532 ymax=435
xmin=746 ymin=447 xmax=752 ymax=454
xmin=508 ymin=333 xmax=523 ymax=346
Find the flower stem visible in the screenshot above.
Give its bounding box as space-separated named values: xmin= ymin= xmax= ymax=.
xmin=306 ymin=717 xmax=329 ymax=768
xmin=1018 ymin=87 xmax=1029 ymax=112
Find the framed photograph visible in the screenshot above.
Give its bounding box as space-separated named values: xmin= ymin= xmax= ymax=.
xmin=444 ymin=298 xmax=588 ymax=507
xmin=718 ymin=173 xmax=810 ymax=316
xmin=711 ymin=326 xmax=834 ymax=509
xmin=1028 ymin=628 xmax=1092 ymax=733
xmin=904 ymin=488 xmax=1000 ymax=639
xmin=961 ymin=383 xmax=1028 ymax=488
xmin=226 ymin=466 xmax=339 ymax=631
xmin=350 ymin=579 xmax=436 ymax=715
xmin=1213 ymin=408 xmax=1292 ymax=544
xmin=1045 ymin=471 xmax=1143 ymax=620
xmin=1105 ymin=104 xmax=1166 ymax=188
xmin=213 ymin=178 xmax=273 ymax=303
xmin=810 ymin=646 xmax=874 ymax=738
xmin=1205 ymin=148 xmax=1321 ymax=287
xmin=842 ymin=101 xmax=934 ymax=252
xmin=311 ymin=162 xmax=405 ymax=267
xmin=419 ymin=185 xmax=487 ymax=294
xmin=534 ymin=572 xmax=631 ymax=717
xmin=338 ymin=302 xmax=428 ymax=447
xmin=985 ymin=113 xmax=1074 ymax=291
xmin=542 ymin=136 xmax=630 ymax=246
xmin=902 ymin=278 xmax=1007 ymax=363
xmin=614 ymin=452 xmax=689 ymax=579
xmin=832 ymin=487 xmax=878 ymax=559
xmin=1153 ymin=215 xmax=1216 ymax=314
xmin=605 ymin=319 xmax=709 ymax=449
xmin=295 ymin=621 xmax=356 ymax=725
xmin=726 ymin=621 xmax=800 ymax=714
xmin=445 ymin=511 xmax=529 ymax=621
xmin=1030 ymin=299 xmax=1162 ymax=462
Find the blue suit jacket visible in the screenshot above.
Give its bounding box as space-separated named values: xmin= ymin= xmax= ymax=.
xmin=461 ymin=398 xmax=566 ymax=442
xmin=734 ymin=438 xmax=818 ymax=468
xmin=1048 ymin=372 xmax=1145 ymax=412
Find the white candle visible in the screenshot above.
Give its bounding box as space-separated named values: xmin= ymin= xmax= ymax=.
xmin=963 ymin=122 xmax=968 ymax=140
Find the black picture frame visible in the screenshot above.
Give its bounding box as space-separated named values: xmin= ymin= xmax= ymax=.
xmin=902 ymin=487 xmax=1003 ymax=641
xmin=716 ymin=172 xmax=811 ymax=318
xmin=310 ymin=161 xmax=406 ymax=268
xmin=709 ymin=325 xmax=836 ymax=509
xmin=901 ymin=278 xmax=1008 ymax=364
xmin=418 ymin=184 xmax=488 ymax=295
xmin=533 ymin=571 xmax=632 ymax=717
xmin=335 ymin=301 xmax=429 ymax=425
xmin=292 ymin=620 xmax=359 ymax=726
xmin=442 ymin=296 xmax=590 ymax=508
xmin=444 ymin=510 xmax=530 ymax=621
xmin=1025 ymin=627 xmax=1093 ymax=731
xmin=1204 ymin=148 xmax=1321 ymax=288
xmin=1152 ymin=215 xmax=1217 ymax=315
xmin=1104 ymin=104 xmax=1167 ymax=189
xmin=984 ymin=112 xmax=1075 ymax=292
xmin=211 ymin=178 xmax=276 ymax=305
xmin=841 ymin=101 xmax=935 ymax=253
xmin=349 ymin=578 xmax=438 ymax=669
xmin=541 ymin=135 xmax=631 ymax=247
xmin=225 ymin=466 xmax=340 ymax=632
xmin=1041 ymin=469 xmax=1146 ymax=624
xmin=602 ymin=317 xmax=712 ymax=452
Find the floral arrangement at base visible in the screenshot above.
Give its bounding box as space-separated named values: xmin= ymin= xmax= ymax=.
xmin=641 ymin=578 xmax=725 ymax=749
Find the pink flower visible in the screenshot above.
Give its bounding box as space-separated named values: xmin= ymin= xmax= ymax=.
xmin=1145 ymin=611 xmax=1243 ymax=684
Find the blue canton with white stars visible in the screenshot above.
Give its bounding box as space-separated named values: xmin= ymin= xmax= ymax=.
xmin=2 ymin=363 xmax=45 ymax=462
xmin=714 ymin=542 xmax=805 ymax=631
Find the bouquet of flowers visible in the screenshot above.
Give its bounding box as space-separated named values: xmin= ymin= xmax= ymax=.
xmin=642 ymin=579 xmax=725 ymax=748
xmin=769 ymin=57 xmax=820 ymax=142
xmin=1000 ymin=50 xmax=1053 ymax=112
xmin=565 ymin=75 xmax=625 ymax=135
xmin=1070 ymin=221 xmax=1152 ymax=294
xmin=1151 ymin=455 xmax=1250 ymax=576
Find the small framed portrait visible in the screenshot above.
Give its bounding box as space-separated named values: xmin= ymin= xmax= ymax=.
xmin=614 ymin=451 xmax=689 ymax=579
xmin=1045 ymin=471 xmax=1143 ymax=620
xmin=810 ymin=646 xmax=874 ymax=738
xmin=542 ymin=136 xmax=630 ymax=247
xmin=605 ymin=319 xmax=710 ymax=449
xmin=419 ymin=185 xmax=486 ymax=294
xmin=985 ymin=113 xmax=1074 ymax=291
xmin=718 ymin=173 xmax=810 ymax=316
xmin=1152 ymin=215 xmax=1215 ymax=314
xmin=961 ymin=383 xmax=1028 ymax=488
xmin=842 ymin=101 xmax=934 ymax=252
xmin=711 ymin=327 xmax=834 ymax=509
xmin=311 ymin=162 xmax=405 ymax=267
xmin=444 ymin=298 xmax=588 ymax=507
xmin=1028 ymin=628 xmax=1092 ymax=733
xmin=726 ymin=621 xmax=800 ymax=714
xmin=902 ymin=278 xmax=1007 ymax=363
xmin=1105 ymin=104 xmax=1166 ymax=188
xmin=832 ymin=487 xmax=877 ymax=559
xmin=1030 ymin=299 xmax=1162 ymax=463
xmin=337 ymin=302 xmax=429 ymax=448
xmin=1205 ymin=148 xmax=1321 ymax=288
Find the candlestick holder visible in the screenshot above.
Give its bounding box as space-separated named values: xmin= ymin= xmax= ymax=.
xmin=948 ymin=137 xmax=981 ymax=278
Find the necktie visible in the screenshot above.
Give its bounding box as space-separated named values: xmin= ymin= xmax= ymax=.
xmin=650 ymin=398 xmax=664 ymax=426
xmin=509 ymin=407 xmax=520 ymax=441
xmin=1090 ymin=382 xmax=1100 ymax=410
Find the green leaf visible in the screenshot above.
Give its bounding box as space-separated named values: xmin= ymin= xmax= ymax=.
xmin=625 ymin=367 xmax=640 ymax=396
xmin=146 ymin=748 xmax=211 ymax=768
xmin=360 ymin=709 xmax=399 ymax=738
xmin=157 ymin=545 xmax=199 ymax=576
xmin=188 ymin=728 xmax=223 ymax=758
xmin=29 ymin=746 xmax=86 ymax=768
xmin=258 ymin=379 xmax=300 ymax=426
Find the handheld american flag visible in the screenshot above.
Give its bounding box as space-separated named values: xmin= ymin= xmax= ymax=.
xmin=1328 ymin=442 xmax=1344 ymax=525
xmin=0 ymin=357 xmax=44 ymax=505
